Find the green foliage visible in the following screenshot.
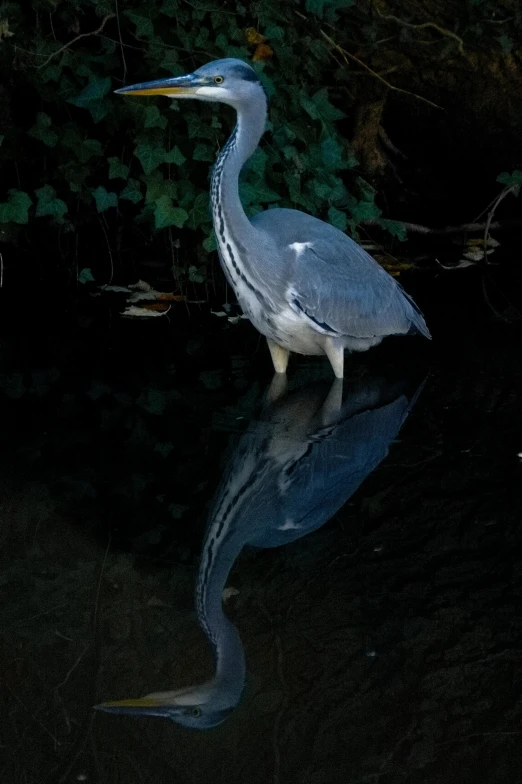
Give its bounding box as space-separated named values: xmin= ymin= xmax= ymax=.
xmin=497 ymin=170 xmax=522 ymax=199
xmin=0 ymin=0 xmax=446 ymax=286
xmin=29 ymin=113 xmax=58 ymax=147
xmin=35 ymin=185 xmax=68 ymax=219
xmin=92 ymin=185 xmax=118 ymax=212
xmin=0 ymin=190 xmax=32 ymax=224
xmin=497 ymin=170 xmax=522 ymax=188
xmin=108 ymin=157 xmax=130 ymax=180
xmin=154 ymin=195 xmax=188 ymax=229
xmin=78 ymin=267 xmax=95 ymax=284
xmin=68 ymin=76 xmax=113 ymax=122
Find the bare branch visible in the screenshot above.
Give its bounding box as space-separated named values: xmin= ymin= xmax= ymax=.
xmin=361 ymin=219 xmax=520 ymax=235
xmin=373 ymin=4 xmax=465 ymax=56
xmin=37 ymin=14 xmax=115 ymax=69
xmin=319 ymin=29 xmax=443 ymax=111
xmin=483 ymin=185 xmax=518 ymax=264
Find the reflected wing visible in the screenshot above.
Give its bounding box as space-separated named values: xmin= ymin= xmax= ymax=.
xmin=251 ymin=394 xmax=413 ymax=547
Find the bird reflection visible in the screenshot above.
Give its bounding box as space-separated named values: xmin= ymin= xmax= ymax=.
xmin=96 ymin=370 xmax=425 ymax=729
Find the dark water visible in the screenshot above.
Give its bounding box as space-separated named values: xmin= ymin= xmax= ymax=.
xmin=1 ymin=282 xmax=522 ymax=784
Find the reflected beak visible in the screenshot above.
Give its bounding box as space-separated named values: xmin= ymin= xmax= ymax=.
xmin=114 ymin=74 xmax=202 ymax=97
xmin=94 ymin=695 xmax=177 ymax=718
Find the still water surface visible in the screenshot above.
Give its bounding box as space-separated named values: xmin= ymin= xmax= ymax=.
xmin=1 ymin=313 xmax=521 ymax=784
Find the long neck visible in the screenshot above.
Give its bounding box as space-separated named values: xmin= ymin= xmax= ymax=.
xmin=211 ymin=93 xmax=267 ymax=249
xmin=195 ymin=525 xmax=246 ymax=698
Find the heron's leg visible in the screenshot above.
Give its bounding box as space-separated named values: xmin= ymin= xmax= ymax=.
xmin=323 ymin=337 xmax=345 ymax=379
xmin=320 ymin=378 xmax=343 ymax=426
xmin=266 ymin=338 xmax=290 ymax=374
xmin=264 ymin=372 xmax=288 ymax=406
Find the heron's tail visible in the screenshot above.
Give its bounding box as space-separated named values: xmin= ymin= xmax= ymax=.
xmin=398 ymin=282 xmax=432 ymax=339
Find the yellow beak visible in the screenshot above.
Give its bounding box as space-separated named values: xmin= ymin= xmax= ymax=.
xmin=115 ymin=74 xmax=201 ymax=97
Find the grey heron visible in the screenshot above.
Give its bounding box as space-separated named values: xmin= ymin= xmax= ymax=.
xmin=96 ymin=370 xmax=425 ymax=728
xmin=114 ymin=59 xmax=431 ymax=379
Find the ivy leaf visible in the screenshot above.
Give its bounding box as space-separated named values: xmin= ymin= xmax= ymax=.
xmin=154 ymin=195 xmax=188 ymax=229
xmin=350 ymin=199 xmax=382 ymax=223
xmin=264 ymin=25 xmax=285 ymax=41
xmin=246 ymin=147 xmax=268 ymax=177
xmin=160 ymin=0 xmax=179 ymax=17
xmin=327 ymin=206 xmax=347 ymax=231
xmin=78 ymin=268 xmax=95 ymax=284
xmin=40 ymin=63 xmax=62 ymax=83
xmin=0 ymin=190 xmax=32 ymax=224
xmin=306 ymin=0 xmax=355 ymax=17
xmin=125 ymin=11 xmax=155 ymax=38
xmin=168 ymin=502 xmax=189 ymax=518
xmin=187 ymin=192 xmax=210 ymax=230
xmin=380 ymin=219 xmax=407 ymax=241
xmin=154 ymin=442 xmax=174 ymax=457
xmin=312 ymin=180 xmax=332 ymax=199
xmin=143 ymin=171 xmax=178 ymax=203
xmin=0 ymin=135 xmax=3 ymax=146
xmin=134 ymin=142 xmax=167 ymax=175
xmin=164 ymin=146 xmax=186 ymax=166
xmin=193 ymin=143 xmax=215 ymax=162
xmin=300 ymin=88 xmax=346 ymax=123
xmin=184 ymin=111 xmax=215 ymax=140
xmin=61 ymin=128 xmax=103 ymax=162
xmin=202 ymin=230 xmax=217 ymax=251
xmin=497 ymin=170 xmax=522 ymax=187
xmin=321 ymin=137 xmax=348 ymax=170
xmin=305 ymin=0 xmax=326 ymax=15
xmin=259 ymin=72 xmax=276 ymax=98
xmin=81 ymin=138 xmax=103 ymax=161
xmin=215 ymin=33 xmax=228 ymax=50
xmin=188 ymin=265 xmax=206 ymax=283
xmin=120 ymin=178 xmax=143 ymax=204
xmin=496 ymin=34 xmax=513 ymax=53
xmin=356 ymin=176 xmax=376 ymax=201
xmin=240 ymin=181 xmax=280 ymax=205
xmin=69 ymin=77 xmax=112 ymax=122
xmin=92 ymin=186 xmax=118 ymax=212
xmin=28 ymin=112 xmax=58 ymax=147
xmin=108 ymin=156 xmax=129 ymax=180
xmin=144 ymin=105 xmax=167 ymax=129
xmin=35 ymin=185 xmax=68 ymax=219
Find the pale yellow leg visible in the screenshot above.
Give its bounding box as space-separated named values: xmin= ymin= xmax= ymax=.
xmin=266 ymin=338 xmax=290 ymax=374
xmin=320 ymin=378 xmax=343 ymax=426
xmin=264 ymin=372 xmax=288 ymax=406
xmin=323 ymin=337 xmax=345 ymax=379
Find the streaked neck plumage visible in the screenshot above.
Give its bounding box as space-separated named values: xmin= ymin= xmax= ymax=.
xmin=210 ymin=91 xmax=267 ymax=253
xmin=195 ymin=523 xmax=246 ymax=707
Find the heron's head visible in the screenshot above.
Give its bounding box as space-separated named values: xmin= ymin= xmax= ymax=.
xmin=95 ymin=681 xmax=236 ymax=730
xmin=115 ymin=58 xmax=265 ymax=109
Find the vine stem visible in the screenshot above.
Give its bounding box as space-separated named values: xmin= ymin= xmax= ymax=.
xmin=372 ymin=4 xmax=465 ymax=56
xmin=318 ymin=29 xmax=442 ymax=110
xmin=37 ymin=14 xmax=115 ymax=69
xmin=483 ymin=184 xmax=517 ymax=265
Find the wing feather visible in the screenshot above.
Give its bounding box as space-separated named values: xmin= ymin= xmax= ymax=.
xmin=288 ymin=238 xmax=429 ymax=339
xmin=251 ymin=208 xmax=430 ymax=340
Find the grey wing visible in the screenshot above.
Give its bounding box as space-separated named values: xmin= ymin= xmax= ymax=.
xmin=251 ymin=394 xmax=413 ymax=547
xmin=286 ymin=234 xmax=431 ymax=340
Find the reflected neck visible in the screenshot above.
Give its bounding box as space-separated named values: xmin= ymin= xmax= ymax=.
xmin=195 ymin=529 xmax=246 ymax=702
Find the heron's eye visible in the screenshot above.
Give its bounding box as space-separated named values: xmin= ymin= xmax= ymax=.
xmin=191 ymin=707 xmax=201 ymax=718
xmin=214 ymin=76 xmax=224 ymax=85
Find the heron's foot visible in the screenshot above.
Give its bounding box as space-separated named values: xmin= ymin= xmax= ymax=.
xmin=266 ymin=338 xmax=290 ymax=375
xmin=323 ymin=337 xmax=345 ymax=379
